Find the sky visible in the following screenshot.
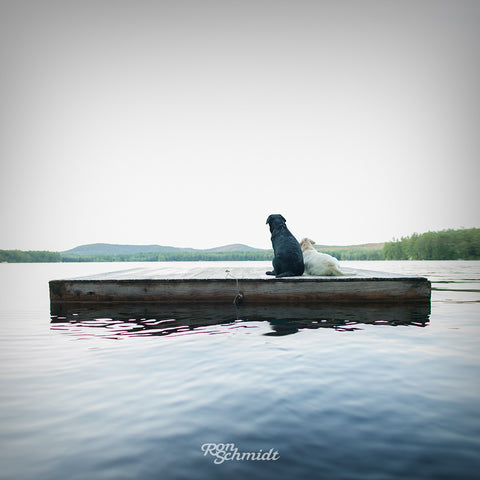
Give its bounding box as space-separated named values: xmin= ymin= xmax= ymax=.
xmin=1 ymin=0 xmax=479 ymax=251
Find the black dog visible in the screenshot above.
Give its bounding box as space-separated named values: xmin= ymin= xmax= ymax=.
xmin=266 ymin=214 xmax=304 ymax=277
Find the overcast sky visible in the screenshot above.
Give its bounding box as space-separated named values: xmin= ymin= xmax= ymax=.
xmin=1 ymin=0 xmax=479 ymax=251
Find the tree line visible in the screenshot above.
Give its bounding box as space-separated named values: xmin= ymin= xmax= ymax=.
xmin=320 ymin=248 xmax=383 ymax=261
xmin=0 ymin=250 xmax=61 ymax=263
xmin=1 ymin=229 xmax=479 ymax=262
xmin=383 ymin=228 xmax=480 ymax=260
xmin=2 ymin=248 xmax=382 ymax=263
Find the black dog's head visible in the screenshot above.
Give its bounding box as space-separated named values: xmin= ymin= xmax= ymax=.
xmin=266 ymin=214 xmax=287 ymax=233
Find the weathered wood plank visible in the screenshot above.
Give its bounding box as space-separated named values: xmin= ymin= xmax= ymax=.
xmin=49 ymin=266 xmax=431 ymax=304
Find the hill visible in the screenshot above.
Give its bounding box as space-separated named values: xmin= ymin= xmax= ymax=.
xmin=204 ymin=244 xmax=260 ymax=253
xmin=59 ymin=241 xmax=385 ymax=262
xmin=62 ymin=243 xmax=261 ymax=256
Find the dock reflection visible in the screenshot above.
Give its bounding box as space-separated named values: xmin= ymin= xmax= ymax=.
xmin=50 ymin=302 xmax=431 ymax=339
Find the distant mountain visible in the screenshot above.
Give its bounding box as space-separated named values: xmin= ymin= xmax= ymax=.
xmin=61 ymin=242 xmax=387 ymax=258
xmin=204 ymin=244 xmax=260 ymax=253
xmin=62 ymin=243 xmax=263 ymax=256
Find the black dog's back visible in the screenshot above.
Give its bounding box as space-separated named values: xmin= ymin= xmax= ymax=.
xmin=266 ymin=214 xmax=304 ymax=277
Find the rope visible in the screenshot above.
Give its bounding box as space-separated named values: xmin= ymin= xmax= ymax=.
xmin=225 ymin=269 xmax=244 ymax=305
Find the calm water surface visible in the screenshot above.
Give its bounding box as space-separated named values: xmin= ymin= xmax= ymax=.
xmin=0 ymin=261 xmax=479 ymax=480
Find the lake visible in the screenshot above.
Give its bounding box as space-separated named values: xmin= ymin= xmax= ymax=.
xmin=0 ymin=261 xmax=479 ymax=480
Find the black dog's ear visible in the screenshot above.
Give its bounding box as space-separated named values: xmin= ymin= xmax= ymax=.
xmin=266 ymin=215 xmax=272 ymax=224
xmin=280 ymin=215 xmax=286 ymax=223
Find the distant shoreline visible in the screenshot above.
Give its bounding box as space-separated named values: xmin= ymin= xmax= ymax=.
xmin=1 ymin=228 xmax=479 ymax=262
xmin=0 ymin=246 xmax=384 ymax=263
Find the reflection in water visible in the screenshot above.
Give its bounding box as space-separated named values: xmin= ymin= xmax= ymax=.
xmin=51 ymin=302 xmax=430 ymax=340
xmin=5 ymin=261 xmax=478 ymax=480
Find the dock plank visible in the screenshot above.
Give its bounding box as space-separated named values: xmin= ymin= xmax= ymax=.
xmin=69 ymin=265 xmax=407 ymax=281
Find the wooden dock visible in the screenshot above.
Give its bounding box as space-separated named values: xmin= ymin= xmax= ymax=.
xmin=49 ymin=265 xmax=431 ymax=305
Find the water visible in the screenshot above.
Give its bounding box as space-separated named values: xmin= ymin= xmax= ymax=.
xmin=0 ymin=261 xmax=479 ymax=480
